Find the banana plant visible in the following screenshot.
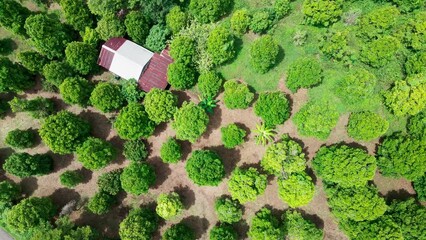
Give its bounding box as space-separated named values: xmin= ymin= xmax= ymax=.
xmin=253 ymin=123 xmax=276 ymax=146
xmin=198 ymin=96 xmax=219 ymax=114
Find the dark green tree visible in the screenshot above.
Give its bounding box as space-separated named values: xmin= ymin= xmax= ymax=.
xmin=125 ymin=11 xmax=151 ymax=45
xmin=3 ymin=153 xmax=53 ymax=178
xmin=96 ymin=14 xmax=126 ymax=41
xmin=145 ymin=24 xmax=169 ymax=52
xmin=119 ymin=208 xmax=159 ymax=240
xmin=97 ymin=169 xmax=123 ymax=195
xmin=60 ymin=0 xmax=94 ymax=31
xmin=5 ymin=129 xmax=36 ymax=149
xmin=59 ymin=77 xmax=93 ymax=106
xmin=250 ymin=35 xmax=280 ymax=74
xmin=87 ymin=191 xmax=115 ymax=215
xmin=223 ymin=80 xmax=254 ymax=109
xmin=189 ymin=0 xmax=232 ymax=24
xmin=172 ymin=102 xmax=209 ymax=143
xmin=185 ymin=150 xmax=225 ymax=186
xmin=163 ymin=223 xmax=195 ymax=240
xmin=160 ymin=138 xmax=182 ymax=163
xmin=167 ymin=62 xmax=197 ymax=90
xmin=0 ymin=57 xmax=33 ymax=93
xmin=170 ymin=35 xmax=196 ymax=66
xmin=65 ymin=42 xmax=98 ymax=75
xmin=76 ymin=137 xmax=116 ymax=170
xmin=387 ymin=198 xmax=426 ymax=239
xmin=214 ymin=196 xmax=243 ymax=223
xmin=221 ymin=124 xmax=246 ymax=149
xmin=123 ymin=139 xmax=149 ymax=162
xmin=249 ymin=9 xmax=275 ymax=34
xmin=254 ymin=91 xmax=290 ymax=127
xmin=248 ymin=208 xmax=284 ymax=240
xmin=347 ymin=111 xmax=389 ymax=141
xmin=114 ymin=102 xmax=156 ymax=140
xmin=16 ymin=51 xmax=49 ymax=74
xmin=90 ymin=82 xmax=125 ymax=112
xmin=207 ymin=26 xmax=235 ymax=65
xmin=197 ymin=71 xmax=223 ymax=98
xmin=9 ymin=97 xmax=54 ymax=119
xmin=120 ymin=163 xmax=156 ymax=195
xmin=210 ymin=224 xmax=237 ymax=240
xmin=0 ymin=0 xmax=31 ymax=36
xmin=60 ymin=170 xmax=83 ymax=188
xmin=42 ymin=61 xmax=75 ymax=87
xmin=286 ymin=57 xmax=322 ymax=92
xmin=87 ymin=0 xmax=126 ymax=16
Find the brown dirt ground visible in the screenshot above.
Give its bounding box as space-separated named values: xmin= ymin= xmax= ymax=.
xmin=0 ymin=78 xmax=417 ymax=240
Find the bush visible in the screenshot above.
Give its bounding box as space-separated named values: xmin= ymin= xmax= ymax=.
xmin=59 ymin=170 xmax=83 ymax=188
xmin=39 ymin=111 xmax=90 ymax=154
xmin=163 ymin=223 xmax=195 ymax=240
xmin=313 ymin=145 xmax=377 ymax=187
xmin=335 ymin=68 xmax=377 ymax=105
xmin=286 ymin=57 xmax=322 ymax=92
xmin=383 ymin=73 xmax=426 ymax=116
xmin=228 ymin=167 xmax=267 ymax=204
xmin=170 ymin=35 xmax=196 ymax=66
xmin=197 ymin=71 xmax=223 ymax=98
xmin=114 ymin=103 xmax=156 ymax=140
xmin=250 ymin=35 xmax=280 ymax=74
xmin=87 ymin=191 xmax=115 ymax=215
xmin=275 ymin=0 xmax=291 ymax=19
xmin=214 ymin=196 xmax=243 ymax=223
xmin=5 ymin=197 xmax=55 ymax=233
xmin=156 ymin=193 xmax=183 ymax=220
xmin=189 ymin=0 xmax=232 ymax=24
xmin=3 ymin=153 xmax=52 ymax=178
xmin=144 ymin=88 xmax=178 ymax=123
xmin=278 ymin=173 xmax=315 ymax=208
xmin=145 ymin=24 xmax=169 ymax=52
xmin=16 ymin=51 xmax=49 ymax=74
xmin=0 ymin=0 xmax=31 ymax=36
xmin=125 ymin=11 xmax=150 ymax=45
xmin=402 ymin=12 xmax=426 ymax=51
xmin=81 ymin=27 xmax=100 ymax=46
xmin=98 ymin=169 xmax=122 ymax=195
xmin=59 ymin=77 xmax=93 ymax=106
xmin=248 ymin=208 xmax=284 ymax=240
xmin=347 ymin=111 xmax=389 ymax=141
xmin=320 ymin=30 xmax=352 ymax=63
xmin=9 ymin=97 xmax=54 ymax=119
xmin=387 ymin=198 xmax=426 ymax=239
xmin=160 ymin=138 xmax=182 ymax=163
xmin=407 ymin=111 xmax=426 ymax=140
xmin=223 ymin=80 xmax=254 ymax=109
xmin=166 ymin=6 xmax=187 ymax=34
xmin=65 ymin=42 xmax=98 ymax=75
xmin=413 ymin=175 xmax=426 ymax=201
xmin=60 ymin=0 xmax=94 ymax=31
xmin=392 ymin=0 xmax=425 ymax=12
xmin=254 ymin=91 xmax=290 ymax=127
xmin=76 ymin=137 xmax=116 ymax=170
xmin=5 ymin=129 xmax=36 ymax=149
xmin=231 ymin=9 xmax=250 ymax=36
xmin=167 ymin=62 xmax=197 ymax=90
xmin=283 ymin=210 xmax=324 ymax=240
xmin=210 ymin=224 xmax=238 ymax=240
xmin=377 ymin=133 xmax=426 ymax=181
xmin=0 ymin=57 xmax=33 ymax=93
xmin=96 ymin=14 xmax=126 ymax=41
xmin=121 ymin=80 xmax=145 ymax=103
xmin=261 ymin=136 xmax=306 ymax=176
xmin=358 ymin=6 xmax=400 ymax=40
xmin=172 ymin=102 xmax=209 ymax=143
xmin=405 ymin=52 xmax=426 ymax=76
xmin=302 ymin=0 xmax=343 ymax=27
xmin=185 ymin=150 xmax=225 ymax=186
xmin=87 ymin=0 xmax=126 ymax=16
xmin=293 ymin=101 xmax=339 ymax=140
xmin=42 ymin=61 xmax=75 ymax=87
xmin=220 ymin=124 xmax=246 ymax=149
xmin=207 ymin=26 xmax=235 ymax=65
xmin=120 ymin=163 xmax=156 ymax=195
xmin=0 ymin=180 xmax=20 ymax=213
xmin=249 ymin=9 xmax=275 ymax=34
xmin=339 ymin=215 xmax=403 ymax=240
xmin=123 ymin=139 xmax=148 ymax=162
xmin=90 ymin=82 xmax=125 ymax=112
xmin=119 ymin=208 xmax=158 ymax=240
xmin=360 ymin=36 xmax=400 ymax=68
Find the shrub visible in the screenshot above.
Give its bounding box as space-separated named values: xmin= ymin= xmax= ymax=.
xmin=5 ymin=129 xmax=36 ymax=149
xmin=123 ymin=139 xmax=148 ymax=162
xmin=347 ymin=111 xmax=389 ymax=141
xmin=39 ymin=111 xmax=90 ymax=154
xmin=125 ymin=11 xmax=150 ymax=45
xmin=221 ymin=124 xmax=246 ymax=149
xmin=87 ymin=191 xmax=115 ymax=215
xmin=160 ymin=138 xmax=182 ymax=163
xmin=250 ymin=35 xmax=280 ymax=74
xmin=114 ymin=103 xmax=156 ymax=140
xmin=377 ymin=133 xmax=426 ymax=181
xmin=358 ymin=6 xmax=400 ymax=40
xmin=228 ymin=167 xmax=267 ymax=204
xmin=59 ymin=77 xmax=93 ymax=106
xmin=223 ymin=80 xmax=254 ymax=109
xmin=325 ymin=185 xmax=387 ymax=222
xmin=360 ymin=36 xmax=400 ymax=68
xmin=120 ymin=163 xmax=156 ymax=195
xmin=339 ymin=216 xmax=403 ymax=240
xmin=302 ymin=0 xmax=343 ymax=27
xmin=254 ymin=91 xmax=290 ymax=127
xmin=60 ymin=0 xmax=94 ymax=31
xmin=76 ymin=137 xmax=115 ymax=170
xmin=166 ymin=6 xmax=187 ymax=34
xmin=163 ymin=223 xmax=195 ymax=240
xmin=231 ymin=9 xmax=250 ymax=36
xmin=81 ymin=27 xmax=100 ymax=46
xmin=0 ymin=0 xmax=31 ymax=36
xmin=248 ymin=208 xmax=284 ymax=240
xmin=170 ymin=35 xmax=196 ymax=66
xmin=16 ymin=51 xmax=48 ymax=74
xmin=293 ymin=101 xmax=339 ymax=140
xmin=42 ymin=61 xmax=75 ymax=87
xmin=0 ymin=57 xmax=33 ymax=93
xmin=261 ymin=135 xmax=306 ymax=175
xmin=96 ymin=14 xmax=126 ymax=41
xmin=293 ymin=30 xmax=308 ymax=46
xmin=387 ymin=198 xmax=426 ymax=239
xmin=156 ymin=193 xmax=183 ymax=220
xmin=0 ymin=180 xmax=20 ymax=212
xmin=407 ymin=111 xmax=426 ymax=140
xmin=249 ymin=9 xmax=275 ymax=34
xmin=172 ymin=102 xmax=209 ymax=143
xmin=286 ymin=57 xmax=322 ymax=92
xmin=383 ymin=73 xmax=426 ymax=116
xmin=210 ymin=224 xmax=237 ymax=240
xmin=402 ymin=12 xmax=426 ymax=51
xmin=413 ymin=175 xmax=426 ymax=201
xmin=320 ymin=30 xmax=352 ymax=63
xmin=9 ymin=97 xmax=54 ymax=119
xmin=313 ymin=145 xmax=377 ymax=187
xmin=253 ymin=122 xmax=276 ymax=146
xmin=121 ymin=80 xmax=145 ymax=103
xmin=87 ymin=0 xmax=126 ymax=16
xmin=197 ymin=71 xmax=223 ymax=98
xmin=275 ymin=0 xmax=291 ymax=19
xmin=335 ymin=68 xmax=377 ymax=105
xmin=119 ymin=208 xmax=158 ymax=240
xmin=3 ymin=153 xmax=52 ymax=178
xmin=283 ymin=210 xmax=323 ymax=240
xmin=185 ymin=150 xmax=225 ymax=186
xmin=214 ymin=196 xmax=243 ymax=223
xmin=207 ymin=26 xmax=235 ymax=65
xmin=97 ymin=169 xmax=122 ymax=195
xmin=6 ymin=197 xmax=55 ymax=233
xmin=189 ymin=0 xmax=232 ymax=24
xmin=59 ymin=170 xmax=83 ymax=188
xmin=167 ymin=62 xmax=197 ymax=90
xmin=405 ymin=51 xmax=426 ymax=76
xmin=278 ymin=173 xmax=315 ymax=208
xmin=65 ymin=42 xmax=98 ymax=75
xmin=145 ymin=24 xmax=169 ymax=52
xmin=144 ymin=88 xmax=178 ymax=123
xmin=392 ymin=0 xmax=425 ymax=12
xmin=90 ymin=82 xmax=125 ymax=112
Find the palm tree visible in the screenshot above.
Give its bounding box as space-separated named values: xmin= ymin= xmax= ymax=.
xmin=253 ymin=123 xmax=276 ymax=146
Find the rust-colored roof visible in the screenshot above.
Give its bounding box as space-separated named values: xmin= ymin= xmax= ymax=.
xmin=104 ymin=37 xmax=126 ymax=51
xmin=97 ymin=47 xmax=115 ymax=69
xmin=138 ymin=48 xmax=173 ymax=92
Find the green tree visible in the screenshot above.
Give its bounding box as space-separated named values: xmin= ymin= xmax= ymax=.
xmin=163 ymin=223 xmax=195 ymax=240
xmin=120 ymin=163 xmax=156 ymax=195
xmin=170 ymin=35 xmax=196 ymax=66
xmin=313 ymin=145 xmax=377 ymax=187
xmin=214 ymin=196 xmax=243 ymax=223
xmin=302 ymin=0 xmax=343 ymax=26
xmin=121 ymin=80 xmax=145 ymax=103
xmin=335 ymin=68 xmax=377 ymax=105
xmin=248 ymin=208 xmax=284 ymax=240
xmin=358 ymin=6 xmax=400 ymax=40
xmin=197 ymin=71 xmax=223 ymax=98
xmin=189 ymin=0 xmax=232 ymax=24
xmin=8 ymin=97 xmax=55 ymax=119
xmin=0 ymin=57 xmax=33 ymax=93
xmin=5 ymin=129 xmax=36 ymax=149
xmin=347 ymin=111 xmax=389 ymax=141
xmin=160 ymin=138 xmax=182 ymax=163
xmin=125 ymin=11 xmax=150 ymax=45
xmin=223 ymin=80 xmax=254 ymax=109
xmin=3 ymin=153 xmax=52 ymax=178
xmin=0 ymin=180 xmax=20 ymax=205
xmin=114 ymin=102 xmax=156 ymax=140
xmin=96 ymin=14 xmax=126 ymax=41
xmin=210 ymin=224 xmax=237 ymax=240
xmin=231 ymin=9 xmax=250 ymax=36
xmin=228 ymin=167 xmax=267 ymax=204
xmin=90 ymin=82 xmax=125 ymax=112
xmin=172 ymin=102 xmax=209 ymax=143
xmin=401 ymin=12 xmax=426 ymax=51
xmin=97 ymin=169 xmax=122 ymax=195
xmin=320 ymin=29 xmax=352 ymax=63
xmin=145 ymin=24 xmax=169 ymax=52
xmin=16 ymin=51 xmax=49 ymax=74
xmin=123 ymin=139 xmax=149 ymax=162
xmin=405 ymin=52 xmax=426 ymax=76
xmin=360 ymin=36 xmax=400 ymax=68
xmin=387 ymin=198 xmax=426 ymax=240
xmin=275 ymin=0 xmax=291 ymax=19
xmin=65 ymin=42 xmax=98 ymax=75
xmin=254 ymin=91 xmax=290 ymax=127
xmin=42 ymin=61 xmax=75 ymax=87
xmin=167 ymin=62 xmax=197 ymax=90
xmin=0 ymin=0 xmax=31 ymax=36
xmin=39 ymin=111 xmax=91 ymax=154
xmin=87 ymin=191 xmax=115 ymax=215
xmin=249 ymin=9 xmax=275 ymax=34
xmin=166 ymin=6 xmax=187 ymax=35
xmin=119 ymin=208 xmax=158 ymax=240
xmin=59 ymin=170 xmax=83 ymax=188
xmin=185 ymin=150 xmax=225 ymax=186
xmin=340 ymin=216 xmax=403 ymax=240
xmin=156 ymin=193 xmax=183 ymax=220
xmin=59 ymin=77 xmax=93 ymax=106
xmin=392 ymin=0 xmax=425 ymax=12
xmin=407 ymin=111 xmax=426 ymax=140
xmin=60 ymin=0 xmax=94 ymax=31
xmin=76 ymin=137 xmax=116 ymax=170
xmin=87 ymin=0 xmax=126 ymax=16
xmin=221 ymin=124 xmax=246 ymax=149
xmin=250 ymin=35 xmax=280 ymax=74
xmin=286 ymin=57 xmax=322 ymax=92
xmin=283 ymin=210 xmax=324 ymax=240
xmin=144 ymin=88 xmax=178 ymax=123
xmin=278 ymin=173 xmax=315 ymax=208
xmin=207 ymin=26 xmax=235 ymax=65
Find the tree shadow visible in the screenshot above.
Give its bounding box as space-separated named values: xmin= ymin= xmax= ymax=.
xmin=264 ymin=204 xmax=285 ymax=219
xmin=109 ymin=136 xmax=126 ymax=165
xmin=20 ymin=177 xmax=39 ymax=196
xmin=297 ymin=209 xmax=325 ymax=230
xmin=75 ymin=168 xmax=93 ymax=184
xmin=204 ymin=145 xmax=241 ymax=178
xmin=335 ymin=141 xmax=369 ymax=152
xmin=0 ymin=38 xmax=17 ymax=55
xmin=149 ymin=156 xmax=172 ymax=189
xmin=79 ymin=110 xmax=112 ymax=140
xmin=305 ymin=167 xmax=317 ymax=185
xmin=50 ymin=188 xmax=81 ymax=209
xmin=29 ymin=127 xmax=42 ymax=147
xmin=181 ymin=216 xmax=209 ymax=239
xmin=179 ymin=140 xmax=192 ymax=161
xmin=51 ymin=152 xmax=74 ymax=173
xmin=203 ymin=106 xmax=223 ymax=139
xmin=173 ymin=185 xmax=196 ymax=210
xmin=234 ymin=122 xmax=251 ymax=141
xmin=234 ymin=219 xmax=249 ymax=239
xmin=385 ymin=189 xmax=416 ymax=203
xmin=171 ymin=90 xmax=191 ymax=107
xmin=153 ymin=122 xmax=168 ymax=137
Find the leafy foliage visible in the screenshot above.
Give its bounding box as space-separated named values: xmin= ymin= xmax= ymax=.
xmin=278 ymin=173 xmax=315 ymax=208
xmin=96 ymin=14 xmax=126 ymax=41
xmin=97 ymin=169 xmax=123 ymax=195
xmin=42 ymin=61 xmax=75 ymax=87
xmin=123 ymin=139 xmax=148 ymax=162
xmin=231 ymin=9 xmax=250 ymax=36
xmin=3 ymin=153 xmax=52 ymax=178
xmin=125 ymin=11 xmax=150 ymax=45
xmin=405 ymin=52 xmax=426 ymax=76
xmin=120 ymin=79 xmax=145 ymax=103
xmin=114 ymin=103 xmax=156 ymax=140
xmin=172 ymin=102 xmax=209 ymax=143
xmin=401 ymin=12 xmax=426 ymax=51
xmin=360 ymin=36 xmax=400 ymax=68
xmin=210 ymin=224 xmax=237 ymax=240
xmin=0 ymin=57 xmax=33 ymax=93
xmin=249 ymin=9 xmax=275 ymax=34
xmin=347 ymin=111 xmax=389 ymax=141
xmin=16 ymin=51 xmax=49 ymax=74
xmin=90 ymin=82 xmax=125 ymax=112
xmin=166 ymin=6 xmax=187 ymax=35
xmin=119 ymin=208 xmax=158 ymax=240
xmin=387 ymin=198 xmax=426 ymax=240
xmin=286 ymin=57 xmax=322 ymax=92
xmin=5 ymin=129 xmax=36 ymax=149
xmin=185 ymin=150 xmax=225 ymax=186
xmin=248 ymin=208 xmax=284 ymax=240
xmin=253 ymin=123 xmax=276 ymax=146
xmin=167 ymin=62 xmax=197 ymax=90
xmin=0 ymin=0 xmax=31 ymax=36
xmin=284 ymin=210 xmax=324 ymax=240
xmin=120 ymin=163 xmax=156 ymax=195
xmin=207 ymin=26 xmax=235 ymax=65
xmin=87 ymin=191 xmax=115 ymax=215
xmin=144 ymin=88 xmax=178 ymax=123
xmin=302 ymin=0 xmax=343 ymax=26
xmin=250 ymin=35 xmax=280 ymax=74
xmin=156 ymin=193 xmax=183 ymax=220
xmin=76 ymin=137 xmax=115 ymax=170
xmin=163 ymin=223 xmax=195 ymax=240
xmin=254 ymin=91 xmax=290 ymax=127
xmin=59 ymin=170 xmax=83 ymax=188
xmin=65 ymin=42 xmax=98 ymax=75
xmin=59 ymin=77 xmax=93 ymax=106
xmin=160 ymin=138 xmax=182 ymax=163
xmin=320 ymin=29 xmax=352 ymax=64
xmin=9 ymin=97 xmax=55 ymax=119
xmin=0 ymin=180 xmax=20 ymax=204
xmin=223 ymin=80 xmax=254 ymax=109
xmin=198 ymin=71 xmax=223 ymax=99
xmin=60 ymin=0 xmax=94 ymax=31
xmin=214 ymin=196 xmax=243 ymax=223
xmin=407 ymin=111 xmax=426 ymax=140
xmin=145 ymin=24 xmax=169 ymax=52
xmin=358 ymin=6 xmax=400 ymax=40
xmin=228 ymin=167 xmax=267 ymax=204
xmin=87 ymin=0 xmax=126 ymax=16
xmin=335 ymin=68 xmax=377 ymax=105
xmin=170 ymin=35 xmax=196 ymax=66
xmin=339 ymin=215 xmax=403 ymax=240
xmin=221 ymin=124 xmax=246 ymax=149
xmin=189 ymin=0 xmax=232 ymax=24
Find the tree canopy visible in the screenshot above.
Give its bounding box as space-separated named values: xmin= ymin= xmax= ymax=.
xmin=283 ymin=210 xmax=324 ymax=240
xmin=228 ymin=167 xmax=267 ymax=204
xmin=76 ymin=137 xmax=116 ymax=170
xmin=155 ymin=193 xmax=183 ymax=220
xmin=114 ymin=102 xmax=156 ymax=140
xmin=223 ymin=80 xmax=254 ymax=109
xmin=90 ymin=82 xmax=125 ymax=113
xmin=248 ymin=208 xmax=284 ymax=240
xmin=119 ymin=208 xmax=158 ymax=240
xmin=250 ymin=35 xmax=280 ymax=74
xmin=172 ymin=102 xmax=209 ymax=143
xmin=278 ymin=173 xmax=315 ymax=208
xmin=59 ymin=77 xmax=93 ymax=106
xmin=347 ymin=111 xmax=389 ymax=141
xmin=3 ymin=153 xmax=52 ymax=178
xmin=254 ymin=91 xmax=290 ymax=127
xmin=185 ymin=150 xmax=225 ymax=186
xmin=65 ymin=42 xmax=98 ymax=75
xmin=144 ymin=88 xmax=178 ymax=124
xmin=0 ymin=57 xmax=33 ymax=93
xmin=120 ymin=163 xmax=156 ymax=195
xmin=214 ymin=196 xmax=243 ymax=223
